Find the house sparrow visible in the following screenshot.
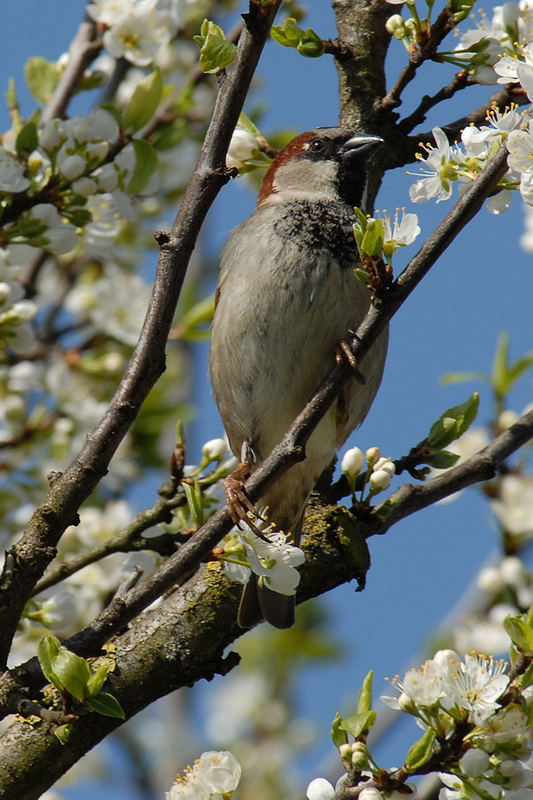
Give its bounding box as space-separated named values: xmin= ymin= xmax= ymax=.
xmin=209 ymin=127 xmax=388 ymax=629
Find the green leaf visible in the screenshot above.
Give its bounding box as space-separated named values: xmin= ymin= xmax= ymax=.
xmin=405 ymin=727 xmax=435 ymax=770
xmin=354 ymin=267 xmax=371 ymax=285
xmin=271 ymin=18 xmax=304 ymax=47
xmin=357 ymin=670 xmax=373 ymax=714
xmin=38 ymin=635 xmax=62 ymax=686
xmin=504 ymin=614 xmax=533 ymax=656
xmin=339 ymin=709 xmax=376 ymax=739
xmin=87 ymin=692 xmax=126 ymax=719
xmin=86 ymin=663 xmax=111 ymax=697
xmin=440 ymin=370 xmax=488 ymax=385
xmin=425 ymin=449 xmax=459 ymax=469
xmin=126 ymin=139 xmax=158 ymax=195
xmin=52 ymin=648 xmax=92 ymax=701
xmin=297 ymin=28 xmax=324 ymax=58
xmin=54 ymin=723 xmax=73 ymax=745
xmin=492 ymin=331 xmax=510 ymax=398
xmin=427 ymin=392 xmax=479 ymax=449
xmin=24 ymin=56 xmax=61 ymax=103
xmin=123 ymin=68 xmax=163 ymax=133
xmin=193 ymin=20 xmax=237 ymax=74
xmin=16 ymin=120 xmax=38 ymax=154
xmin=178 ymin=294 xmax=215 ymax=341
xmin=331 ymin=711 xmax=349 ymax=746
xmin=516 ymin=659 xmax=533 ymax=689
xmin=491 ymin=332 xmax=533 ymax=398
xmin=182 ymin=478 xmax=204 ymax=527
xmin=361 ymin=218 xmax=385 ymax=258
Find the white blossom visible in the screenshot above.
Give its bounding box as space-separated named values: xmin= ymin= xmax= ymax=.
xmin=0 ymin=149 xmax=30 ymax=192
xmin=226 ymin=127 xmax=261 ymax=170
xmin=409 ymin=128 xmax=456 ymax=203
xmin=440 ymin=653 xmax=509 ymax=725
xmin=167 ymin=750 xmax=241 ymax=800
xmin=491 ymin=474 xmax=533 ymax=537
xmin=223 ymin=525 xmax=305 ymax=596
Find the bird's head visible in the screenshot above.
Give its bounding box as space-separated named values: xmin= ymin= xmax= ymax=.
xmin=256 ymin=127 xmax=383 ymax=209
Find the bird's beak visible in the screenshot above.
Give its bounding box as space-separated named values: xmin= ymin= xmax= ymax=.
xmin=340 ymin=134 xmax=384 ymax=160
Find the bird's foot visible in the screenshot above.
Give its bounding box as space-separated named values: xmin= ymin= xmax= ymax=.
xmin=223 ymin=462 xmax=267 ymax=538
xmin=336 ymin=331 xmax=366 ymax=384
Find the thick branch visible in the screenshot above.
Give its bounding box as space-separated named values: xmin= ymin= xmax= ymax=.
xmin=0 ymin=0 xmax=282 ymax=669
xmin=2 ymin=402 xmax=532 ymax=797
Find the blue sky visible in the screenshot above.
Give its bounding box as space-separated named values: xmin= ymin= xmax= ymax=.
xmin=2 ymin=2 xmax=533 ymax=797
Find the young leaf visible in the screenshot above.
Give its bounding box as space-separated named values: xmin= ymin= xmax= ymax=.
xmin=126 ymin=139 xmax=158 ymax=195
xmin=193 ymin=20 xmax=237 ymax=74
xmin=357 ymin=670 xmax=373 ymax=715
xmin=24 ymin=57 xmax=61 ymax=103
xmin=38 ymin=635 xmax=62 ymax=686
xmin=297 ymin=28 xmax=324 ymax=58
xmin=425 ymin=449 xmax=459 ymax=469
xmin=271 ymin=18 xmax=304 ymax=47
xmin=52 ymin=648 xmax=92 ymax=701
xmin=16 ymin=120 xmax=38 ymax=155
xmin=123 ymin=68 xmax=163 ymax=133
xmin=86 ymin=663 xmax=111 ymax=697
xmin=405 ymin=727 xmax=435 ymax=770
xmin=87 ymin=692 xmax=126 ymax=720
xmin=504 ymin=614 xmax=533 ymax=656
xmin=331 ymin=711 xmax=349 ymax=747
xmin=339 ymin=709 xmax=376 ymax=739
xmin=54 ymin=723 xmax=73 ymax=745
xmin=427 ymin=393 xmax=479 ymax=449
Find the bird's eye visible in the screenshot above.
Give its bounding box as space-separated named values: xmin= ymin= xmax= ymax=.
xmin=308 ymin=138 xmax=327 ymax=154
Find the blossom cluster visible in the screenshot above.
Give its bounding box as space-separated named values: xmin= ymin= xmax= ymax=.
xmin=341 ymin=445 xmax=396 ymax=497
xmin=409 ymin=108 xmax=524 ymax=212
xmin=87 ymin=0 xmax=195 ymax=66
xmin=307 ymin=646 xmax=533 ymax=800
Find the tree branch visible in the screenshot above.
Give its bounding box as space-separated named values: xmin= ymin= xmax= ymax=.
xmin=41 ymin=15 xmax=100 ymax=125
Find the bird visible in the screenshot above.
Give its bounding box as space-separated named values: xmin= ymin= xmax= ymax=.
xmin=209 ymin=126 xmax=388 ymax=629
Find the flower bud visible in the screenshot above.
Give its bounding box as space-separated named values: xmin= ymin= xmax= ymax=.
xmin=306 ymin=778 xmax=335 ymax=800
xmin=369 ymin=468 xmax=392 ymax=493
xmin=351 ymin=742 xmax=370 ymax=770
xmin=365 ymin=446 xmax=380 ymax=466
xmin=338 ymin=743 xmax=352 ymax=760
xmin=477 ymin=566 xmax=504 ymax=594
xmin=60 ymin=154 xmax=86 ymax=180
xmin=498 ymin=409 xmax=519 ymax=430
xmin=11 ymin=300 xmax=37 ymax=323
xmin=373 ymin=456 xmax=395 ymax=476
xmin=386 ymin=14 xmax=407 ymax=38
xmin=202 ymin=438 xmax=227 ymax=461
xmin=40 ymin=119 xmax=66 ymax=152
xmin=500 ymin=556 xmax=525 ymax=587
xmin=341 ymin=446 xmax=364 ymax=480
xmin=72 ymin=177 xmax=97 ymax=196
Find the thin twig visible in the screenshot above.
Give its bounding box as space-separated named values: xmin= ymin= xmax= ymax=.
xmin=41 ymin=16 xmax=100 ymax=124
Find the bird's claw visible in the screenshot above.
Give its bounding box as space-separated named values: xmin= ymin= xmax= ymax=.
xmin=336 ymin=337 xmax=366 ymax=384
xmin=223 ymin=463 xmax=265 ymax=537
